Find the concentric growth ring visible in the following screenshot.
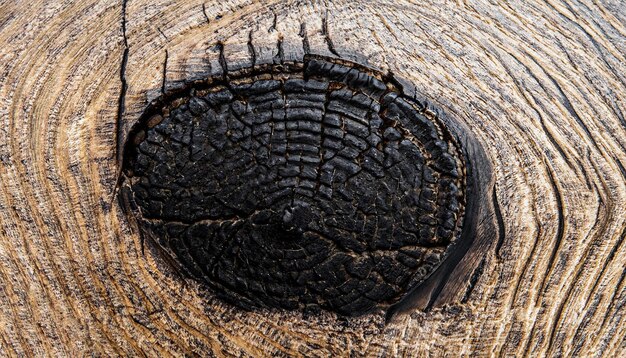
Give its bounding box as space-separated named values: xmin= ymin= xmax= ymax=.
xmin=122 ymin=56 xmax=467 ymax=315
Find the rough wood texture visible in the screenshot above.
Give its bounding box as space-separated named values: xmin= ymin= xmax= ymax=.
xmin=0 ymin=0 xmax=625 ymax=356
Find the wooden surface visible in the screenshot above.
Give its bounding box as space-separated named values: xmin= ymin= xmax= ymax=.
xmin=0 ymin=0 xmax=625 ymax=356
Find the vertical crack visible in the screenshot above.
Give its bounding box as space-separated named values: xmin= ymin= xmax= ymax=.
xmin=247 ymin=30 xmax=256 ymax=68
xmin=157 ymin=27 xmax=167 ymax=40
xmin=217 ymin=42 xmax=228 ymax=76
xmin=269 ymin=9 xmax=277 ymax=32
xmin=461 ymin=257 xmax=486 ymax=303
xmin=314 ymin=71 xmax=333 ymax=193
xmin=161 ymin=50 xmax=168 ymax=95
xmin=321 ymin=13 xmax=339 ymax=57
xmin=299 ymin=22 xmax=310 ymax=55
xmin=201 ymin=3 xmax=210 ymax=25
xmin=116 ymin=0 xmax=129 ymax=167
xmin=274 ymin=36 xmax=284 ymax=64
xmin=493 ymin=185 xmax=507 ymax=259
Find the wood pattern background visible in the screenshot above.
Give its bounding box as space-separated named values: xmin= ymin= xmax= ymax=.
xmin=0 ymin=0 xmax=624 ymax=356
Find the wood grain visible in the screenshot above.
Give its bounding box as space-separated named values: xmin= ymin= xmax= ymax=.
xmin=0 ymin=0 xmax=625 ymax=356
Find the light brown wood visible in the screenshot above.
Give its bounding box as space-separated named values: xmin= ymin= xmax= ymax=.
xmin=0 ymin=0 xmax=625 ymax=356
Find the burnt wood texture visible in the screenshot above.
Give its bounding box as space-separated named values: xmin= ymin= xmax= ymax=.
xmin=122 ymin=57 xmax=469 ymax=315
xmin=0 ymin=0 xmax=625 ymax=356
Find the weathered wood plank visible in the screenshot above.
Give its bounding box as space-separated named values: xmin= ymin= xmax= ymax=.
xmin=0 ymin=0 xmax=624 ymax=356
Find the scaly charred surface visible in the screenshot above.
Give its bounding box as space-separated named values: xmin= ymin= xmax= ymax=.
xmin=122 ymin=56 xmax=470 ymax=315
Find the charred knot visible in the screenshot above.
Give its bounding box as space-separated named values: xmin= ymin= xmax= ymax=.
xmin=121 ymin=55 xmax=468 ymax=316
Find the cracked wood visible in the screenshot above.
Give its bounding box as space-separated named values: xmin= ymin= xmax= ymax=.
xmin=0 ymin=0 xmax=625 ymax=356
